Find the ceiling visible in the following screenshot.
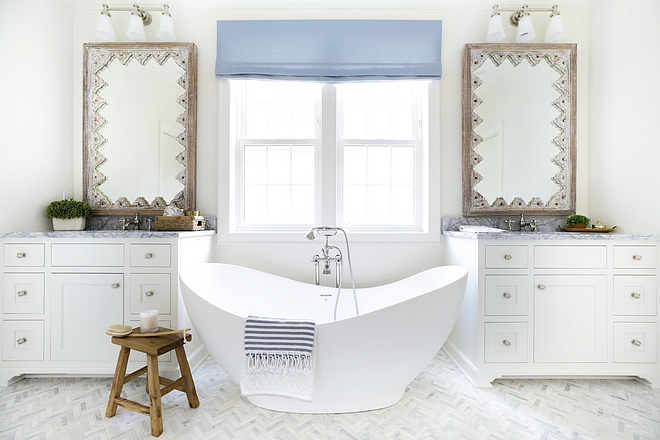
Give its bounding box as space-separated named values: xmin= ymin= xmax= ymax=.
xmin=71 ymin=0 xmax=597 ymax=11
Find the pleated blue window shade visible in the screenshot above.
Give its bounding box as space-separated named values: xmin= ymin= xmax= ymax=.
xmin=215 ymin=20 xmax=442 ymax=81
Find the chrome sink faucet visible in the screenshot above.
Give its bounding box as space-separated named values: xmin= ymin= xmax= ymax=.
xmin=518 ymin=214 xmax=538 ymax=232
xmin=120 ymin=213 xmax=140 ymax=230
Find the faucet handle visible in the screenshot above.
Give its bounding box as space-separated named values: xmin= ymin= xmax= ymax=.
xmin=503 ymin=219 xmax=515 ymax=231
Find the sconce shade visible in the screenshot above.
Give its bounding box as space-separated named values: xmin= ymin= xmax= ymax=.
xmin=544 ymin=13 xmax=566 ymax=42
xmin=126 ymin=13 xmax=147 ymax=41
xmin=157 ymin=14 xmax=176 ymax=41
xmin=486 ymin=14 xmax=506 ymax=42
xmin=515 ymin=14 xmax=536 ymax=42
xmin=95 ymin=13 xmax=117 ymax=41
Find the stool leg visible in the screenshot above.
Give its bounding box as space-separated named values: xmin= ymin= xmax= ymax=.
xmin=147 ymin=354 xmax=164 ymax=437
xmin=106 ymin=346 xmax=131 ymax=418
xmin=175 ymin=346 xmax=199 ymax=408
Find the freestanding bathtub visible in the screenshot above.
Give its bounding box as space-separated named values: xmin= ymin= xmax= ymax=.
xmin=179 ymin=263 xmax=467 ymax=413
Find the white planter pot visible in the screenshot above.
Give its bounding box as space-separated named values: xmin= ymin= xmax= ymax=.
xmin=52 ymin=217 xmax=86 ymax=231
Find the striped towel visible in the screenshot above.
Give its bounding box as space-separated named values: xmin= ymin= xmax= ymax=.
xmin=240 ymin=316 xmax=317 ymax=402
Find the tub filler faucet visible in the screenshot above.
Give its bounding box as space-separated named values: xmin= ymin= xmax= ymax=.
xmin=305 ymin=226 xmax=359 ymax=320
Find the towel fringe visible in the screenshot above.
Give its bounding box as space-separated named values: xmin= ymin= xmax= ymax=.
xmin=243 ymin=352 xmax=314 ymax=373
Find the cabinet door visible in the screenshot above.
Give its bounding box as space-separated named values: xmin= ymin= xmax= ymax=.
xmin=534 ymin=275 xmax=607 ymax=362
xmin=51 ymin=274 xmax=123 ymax=362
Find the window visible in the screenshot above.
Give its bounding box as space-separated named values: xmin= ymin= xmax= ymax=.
xmin=227 ymin=79 xmax=433 ymax=240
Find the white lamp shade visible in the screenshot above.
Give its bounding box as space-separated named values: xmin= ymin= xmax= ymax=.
xmin=486 ymin=14 xmax=506 ymax=43
xmin=126 ymin=14 xmax=147 ymax=41
xmin=515 ymin=14 xmax=536 ymax=42
xmin=157 ymin=14 xmax=176 ymax=41
xmin=95 ymin=14 xmax=116 ymax=41
xmin=544 ymin=14 xmax=566 ymax=42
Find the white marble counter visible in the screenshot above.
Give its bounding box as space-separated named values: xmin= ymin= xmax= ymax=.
xmin=443 ymin=230 xmax=660 ymax=240
xmin=0 ymin=230 xmax=216 ymax=239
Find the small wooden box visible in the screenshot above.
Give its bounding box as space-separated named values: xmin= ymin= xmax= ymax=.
xmin=155 ymin=216 xmax=205 ymax=231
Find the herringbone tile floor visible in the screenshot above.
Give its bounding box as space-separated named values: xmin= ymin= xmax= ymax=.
xmin=1 ymin=350 xmax=659 ymax=439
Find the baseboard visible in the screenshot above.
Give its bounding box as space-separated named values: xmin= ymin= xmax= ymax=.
xmin=442 ymin=340 xmax=478 ymax=387
xmin=187 ymin=344 xmax=209 ymax=373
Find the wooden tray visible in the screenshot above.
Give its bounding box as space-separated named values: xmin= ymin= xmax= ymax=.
xmin=558 ymin=225 xmax=617 ymax=233
xmin=155 ymin=215 xmax=205 ymax=231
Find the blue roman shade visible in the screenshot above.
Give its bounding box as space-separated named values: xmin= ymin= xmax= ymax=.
xmin=215 ymin=20 xmax=442 ymax=81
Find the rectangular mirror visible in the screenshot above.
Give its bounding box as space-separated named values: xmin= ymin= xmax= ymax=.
xmin=462 ymin=43 xmax=577 ymax=216
xmin=83 ymin=42 xmax=197 ymax=215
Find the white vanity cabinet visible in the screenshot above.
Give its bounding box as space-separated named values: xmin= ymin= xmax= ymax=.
xmin=444 ymin=234 xmax=660 ymax=389
xmin=0 ymin=231 xmax=214 ymax=385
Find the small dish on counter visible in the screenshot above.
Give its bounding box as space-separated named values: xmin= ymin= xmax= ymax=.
xmin=558 ymin=225 xmax=618 ymax=233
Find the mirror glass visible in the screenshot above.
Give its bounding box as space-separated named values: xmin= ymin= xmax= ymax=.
xmin=463 ymin=43 xmax=577 ymax=216
xmin=83 ymin=42 xmax=197 ymax=215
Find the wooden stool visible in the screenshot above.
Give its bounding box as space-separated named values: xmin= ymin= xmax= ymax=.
xmin=105 ymin=327 xmax=199 ymax=437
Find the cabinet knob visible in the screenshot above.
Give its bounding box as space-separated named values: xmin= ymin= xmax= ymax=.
xmin=503 ymin=292 xmax=511 ymax=299
xmin=632 ymin=255 xmax=643 ymax=261
xmin=631 ymin=292 xmax=641 ymax=299
xmin=17 ymin=290 xmax=28 ymax=297
xmin=111 ymin=283 xmax=120 ymax=289
xmin=503 ymin=254 xmax=512 ymax=260
xmin=17 ymin=337 xmax=27 ymax=345
xmin=502 ymin=340 xmax=511 ymax=346
xmin=537 ymin=284 xmax=546 ymax=290
xmin=145 ymin=253 xmax=153 ymax=259
xmin=145 ymin=290 xmax=154 ymax=297
xmin=16 ymin=252 xmax=26 ymax=258
xmin=631 ymin=339 xmax=642 ymax=347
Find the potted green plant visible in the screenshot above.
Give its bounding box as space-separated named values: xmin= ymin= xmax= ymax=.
xmin=47 ymin=199 xmax=92 ymax=231
xmin=566 ymin=214 xmax=590 ymax=229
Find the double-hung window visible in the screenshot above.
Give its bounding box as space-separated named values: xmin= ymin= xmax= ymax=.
xmin=228 ymin=79 xmax=431 ymax=239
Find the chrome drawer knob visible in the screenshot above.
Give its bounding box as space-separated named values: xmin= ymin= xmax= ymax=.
xmin=503 ymin=292 xmax=511 ymax=299
xmin=631 ymin=339 xmax=642 ymax=347
xmin=145 ymin=253 xmax=153 ymax=259
xmin=504 ymin=254 xmax=513 ymax=260
xmin=632 ymin=255 xmax=643 ymax=261
xmin=145 ymin=290 xmax=154 ymax=297
xmin=537 ymin=284 xmax=546 ymax=290
xmin=16 ymin=252 xmax=26 ymax=258
xmin=631 ymin=292 xmax=641 ymax=299
xmin=502 ymin=340 xmax=511 ymax=346
xmin=111 ymin=283 xmax=120 ymax=289
xmin=17 ymin=290 xmax=28 ymax=297
xmin=17 ymin=337 xmax=27 ymax=345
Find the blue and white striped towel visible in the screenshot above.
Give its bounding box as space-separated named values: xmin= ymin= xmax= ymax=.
xmin=240 ymin=316 xmax=317 ymax=402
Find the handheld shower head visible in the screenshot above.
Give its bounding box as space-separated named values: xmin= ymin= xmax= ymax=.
xmin=305 ymin=226 xmax=339 ymax=240
xmin=305 ymin=230 xmax=316 ymax=240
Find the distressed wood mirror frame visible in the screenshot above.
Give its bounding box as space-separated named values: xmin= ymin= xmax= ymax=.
xmin=462 ymin=43 xmax=577 ymax=216
xmin=83 ymin=42 xmax=197 ymax=215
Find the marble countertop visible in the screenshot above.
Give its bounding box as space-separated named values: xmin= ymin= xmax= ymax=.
xmin=0 ymin=230 xmax=216 ymax=239
xmin=443 ymin=230 xmax=660 ymax=241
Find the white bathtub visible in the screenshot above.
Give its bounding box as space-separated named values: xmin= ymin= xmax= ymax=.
xmin=179 ymin=263 xmax=467 ymax=413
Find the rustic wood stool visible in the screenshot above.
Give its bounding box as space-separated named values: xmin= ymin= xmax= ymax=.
xmin=105 ymin=327 xmax=199 ymax=437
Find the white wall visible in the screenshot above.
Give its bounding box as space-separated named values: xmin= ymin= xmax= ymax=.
xmin=0 ymin=0 xmax=73 ymax=232
xmin=588 ymin=0 xmax=660 ymax=234
xmin=5 ymin=3 xmax=595 ymax=286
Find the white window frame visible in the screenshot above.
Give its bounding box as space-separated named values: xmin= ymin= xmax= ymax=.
xmin=218 ymin=79 xmax=440 ymax=243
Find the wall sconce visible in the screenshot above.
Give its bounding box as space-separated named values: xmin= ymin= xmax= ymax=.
xmin=94 ymin=3 xmax=176 ymax=42
xmin=486 ymin=4 xmax=565 ymax=43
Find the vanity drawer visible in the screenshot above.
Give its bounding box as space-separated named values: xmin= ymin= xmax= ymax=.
xmin=130 ymin=273 xmax=172 ymax=314
xmin=534 ymin=245 xmax=607 ymax=269
xmin=3 ymin=273 xmax=45 ymax=314
xmin=130 ymin=244 xmax=171 ymax=267
xmin=3 ymin=244 xmax=45 ymax=267
xmin=484 ymin=322 xmax=528 ymax=363
xmin=485 ymin=246 xmax=528 ymax=269
xmin=2 ymin=320 xmax=44 ymax=361
xmin=484 ymin=275 xmax=528 ymax=316
xmin=51 ymin=243 xmax=124 ymax=267
xmin=613 ymin=246 xmax=657 ymax=269
xmin=613 ymin=323 xmax=657 ymax=363
xmin=613 ymin=276 xmax=657 ymax=316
